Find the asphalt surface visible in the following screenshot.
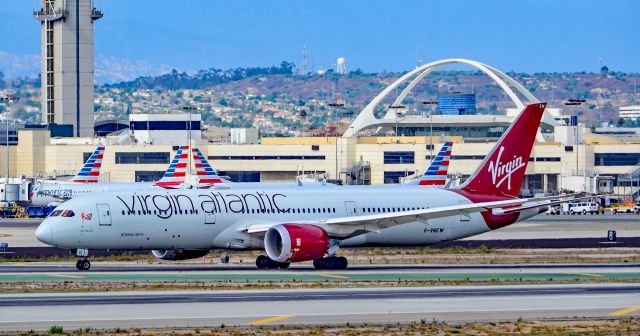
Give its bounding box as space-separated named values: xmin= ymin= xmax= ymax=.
xmin=1 ymin=263 xmax=639 ymax=283
xmin=1 ymin=262 xmax=640 ymax=273
xmin=0 ymin=284 xmax=638 ymax=330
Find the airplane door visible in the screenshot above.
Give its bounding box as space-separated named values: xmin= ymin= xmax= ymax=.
xmin=344 ymin=201 xmax=357 ymax=216
xmin=204 ymin=210 xmax=216 ymax=224
xmin=96 ymin=204 xmax=112 ymax=226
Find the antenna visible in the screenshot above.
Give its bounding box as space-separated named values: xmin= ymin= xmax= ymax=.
xmin=302 ymin=45 xmax=308 ymax=75
xmin=416 ymin=49 xmax=422 ymax=68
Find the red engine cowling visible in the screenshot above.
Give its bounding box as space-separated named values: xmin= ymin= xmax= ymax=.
xmin=264 ymin=224 xmax=329 ymax=263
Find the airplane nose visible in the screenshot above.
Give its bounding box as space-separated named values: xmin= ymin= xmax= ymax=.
xmin=35 ymin=221 xmax=53 ymax=245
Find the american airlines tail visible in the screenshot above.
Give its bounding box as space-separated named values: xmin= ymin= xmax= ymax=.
xmin=192 ymin=148 xmax=223 ymax=188
xmin=456 ymin=103 xmax=546 ymax=198
xmin=154 ymin=146 xmax=190 ymax=188
xmin=70 ymin=146 xmax=105 ymax=183
xmin=418 ymin=141 xmax=453 ymax=186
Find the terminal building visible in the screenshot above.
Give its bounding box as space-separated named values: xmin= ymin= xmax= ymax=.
xmin=5 ymin=10 xmax=640 ymax=202
xmin=436 ymin=93 xmax=476 ymax=115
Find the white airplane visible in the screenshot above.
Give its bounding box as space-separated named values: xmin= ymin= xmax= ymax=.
xmin=31 ymin=146 xmax=194 ymax=206
xmin=36 ymin=103 xmax=576 ymax=271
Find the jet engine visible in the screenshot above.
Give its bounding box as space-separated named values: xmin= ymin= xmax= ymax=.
xmin=264 ymin=224 xmax=329 ymax=263
xmin=151 ymin=249 xmax=209 ymax=261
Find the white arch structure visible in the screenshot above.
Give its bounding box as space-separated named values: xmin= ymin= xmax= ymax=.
xmin=343 ymin=58 xmax=554 ymax=138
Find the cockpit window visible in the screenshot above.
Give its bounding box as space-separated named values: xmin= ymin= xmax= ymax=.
xmin=49 ymin=210 xmax=63 ymax=217
xmin=61 ymin=210 xmax=75 ymax=217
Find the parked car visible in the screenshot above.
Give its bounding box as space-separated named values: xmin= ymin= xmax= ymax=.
xmin=563 ymin=202 xmax=602 ymax=215
xmin=546 ymin=205 xmax=561 ymax=215
xmin=612 ymin=203 xmax=636 ymax=214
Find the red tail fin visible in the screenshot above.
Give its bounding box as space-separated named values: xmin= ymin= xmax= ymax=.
xmin=458 ymin=103 xmax=546 ymax=198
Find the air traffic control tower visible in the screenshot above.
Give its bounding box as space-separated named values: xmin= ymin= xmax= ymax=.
xmin=33 ymin=0 xmax=102 ymax=137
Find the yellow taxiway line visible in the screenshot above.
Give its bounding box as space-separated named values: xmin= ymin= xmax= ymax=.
xmin=249 ymin=315 xmax=291 ymax=325
xmin=319 ymin=273 xmax=349 ymax=279
xmin=51 ymin=274 xmax=85 ymax=279
xmin=609 ymin=306 xmax=640 ymax=316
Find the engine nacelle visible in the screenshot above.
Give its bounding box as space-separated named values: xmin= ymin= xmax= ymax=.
xmin=151 ymin=249 xmax=209 ymax=261
xmin=264 ymin=224 xmax=329 ymax=263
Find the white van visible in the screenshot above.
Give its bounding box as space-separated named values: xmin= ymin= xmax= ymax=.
xmin=563 ymin=202 xmax=601 ymax=214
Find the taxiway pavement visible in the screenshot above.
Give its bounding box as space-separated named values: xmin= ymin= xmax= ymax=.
xmin=0 ymin=284 xmax=638 ymax=331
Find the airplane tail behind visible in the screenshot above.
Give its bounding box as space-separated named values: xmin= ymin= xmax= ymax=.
xmin=71 ymin=146 xmax=105 ymax=183
xmin=457 ymin=103 xmax=546 ymax=198
xmin=192 ymin=148 xmax=223 ymax=188
xmin=418 ymin=141 xmax=453 ymax=187
xmin=154 ymin=146 xmax=189 ymax=188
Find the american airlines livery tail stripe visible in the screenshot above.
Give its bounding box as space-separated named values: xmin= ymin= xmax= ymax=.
xmin=71 ymin=146 xmax=105 ymax=183
xmin=418 ymin=141 xmax=453 ymax=186
xmin=154 ymin=146 xmax=190 ymax=188
xmin=192 ymin=148 xmax=223 ymax=187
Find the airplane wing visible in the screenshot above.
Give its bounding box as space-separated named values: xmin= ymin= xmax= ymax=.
xmin=244 ymin=193 xmax=597 ymax=239
xmin=243 ymin=196 xmax=569 ymax=239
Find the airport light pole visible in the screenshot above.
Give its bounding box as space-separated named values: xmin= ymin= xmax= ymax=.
xmin=1 ymin=96 xmax=19 ymax=179
xmin=565 ymin=99 xmax=586 ymax=176
xmin=422 ymin=100 xmax=438 ymax=158
xmin=183 ymin=104 xmax=198 ymax=180
xmin=328 ymin=102 xmax=344 ymax=182
xmin=388 ymin=105 xmax=406 ymax=136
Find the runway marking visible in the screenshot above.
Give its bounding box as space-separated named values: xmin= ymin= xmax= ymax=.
xmin=319 ymin=273 xmax=349 ymax=279
xmin=50 ymin=274 xmax=85 ymax=279
xmin=248 ymin=315 xmax=291 ymax=325
xmin=609 ymin=306 xmax=640 ymax=316
xmin=0 ymin=233 xmax=11 ymax=238
xmin=577 ymin=273 xmax=603 ymax=277
xmin=564 ymin=272 xmax=603 ymax=277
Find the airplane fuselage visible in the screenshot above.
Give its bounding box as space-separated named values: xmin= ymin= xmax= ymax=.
xmin=31 ymin=182 xmax=155 ymax=206
xmin=38 ymin=185 xmax=540 ymax=250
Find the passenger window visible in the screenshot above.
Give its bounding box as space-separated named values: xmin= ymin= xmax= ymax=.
xmin=121 ymin=210 xmax=125 ymax=215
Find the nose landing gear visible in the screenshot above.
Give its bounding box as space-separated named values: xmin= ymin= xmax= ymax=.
xmin=73 ymin=248 xmax=91 ymax=271
xmin=75 ymin=259 xmax=91 ymax=271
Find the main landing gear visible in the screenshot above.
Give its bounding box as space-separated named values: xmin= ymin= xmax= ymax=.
xmin=74 ymin=248 xmax=90 ymax=271
xmin=313 ymin=256 xmax=348 ymax=270
xmin=256 ymin=255 xmax=290 ymax=269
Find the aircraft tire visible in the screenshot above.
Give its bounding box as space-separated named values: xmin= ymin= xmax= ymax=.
xmin=313 ymin=257 xmax=347 ymax=270
xmin=337 ymin=256 xmax=348 ymax=269
xmin=313 ymin=258 xmax=325 ymax=270
xmin=256 ymin=255 xmax=270 ymax=269
xmin=277 ymin=262 xmax=290 ymax=269
xmin=76 ymin=259 xmax=90 ymax=271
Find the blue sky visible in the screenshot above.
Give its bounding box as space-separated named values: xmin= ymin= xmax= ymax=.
xmin=1 ymin=0 xmax=639 ymax=76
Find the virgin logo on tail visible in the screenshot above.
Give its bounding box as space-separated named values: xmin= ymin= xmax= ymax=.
xmin=488 ymin=146 xmax=525 ymax=190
